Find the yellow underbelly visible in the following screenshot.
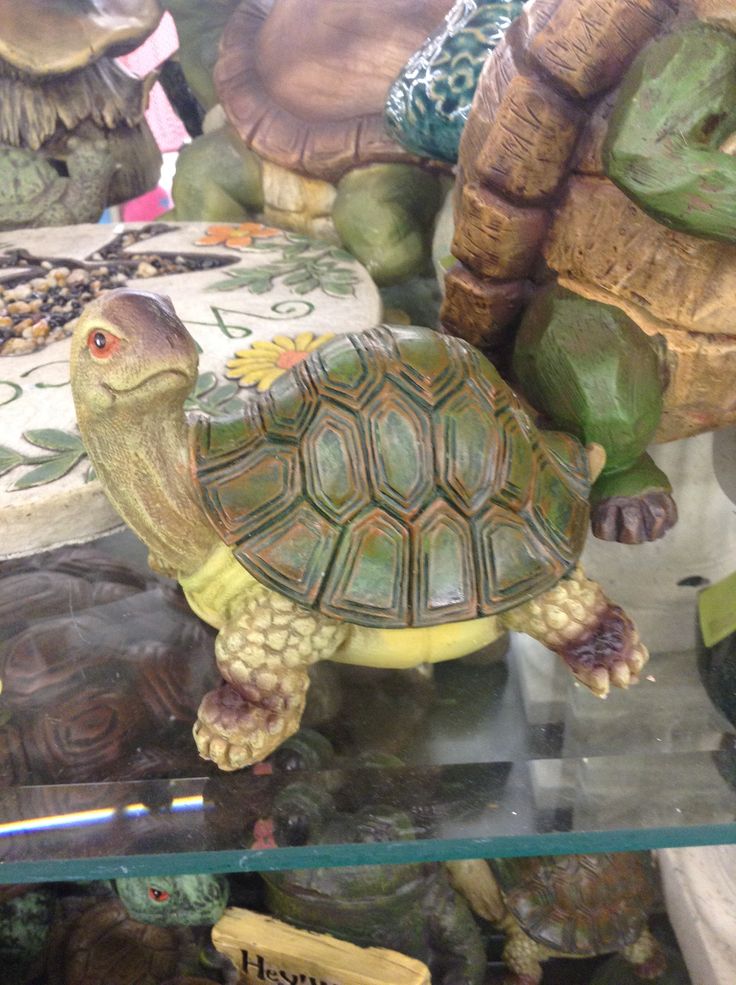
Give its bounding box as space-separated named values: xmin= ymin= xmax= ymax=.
xmin=180 ymin=544 xmax=500 ymax=667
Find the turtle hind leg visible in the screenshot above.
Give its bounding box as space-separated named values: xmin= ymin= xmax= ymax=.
xmin=620 ymin=927 xmax=667 ymax=980
xmin=501 ymin=924 xmax=547 ymax=985
xmin=194 ymin=584 xmax=348 ymax=771
xmin=500 ymin=566 xmax=649 ymax=698
xmin=591 ymin=455 xmax=678 ymax=544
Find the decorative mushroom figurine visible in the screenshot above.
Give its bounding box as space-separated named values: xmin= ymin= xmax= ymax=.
xmin=0 ymin=0 xmax=162 ymax=228
xmin=70 ymin=289 xmax=648 ymax=771
xmin=441 ymin=0 xmax=736 ymax=543
xmin=171 ymin=0 xmax=454 ymax=285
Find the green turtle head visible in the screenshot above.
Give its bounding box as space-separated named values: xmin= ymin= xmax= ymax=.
xmin=70 ymin=288 xmax=198 ymax=418
xmin=114 ymin=873 xmax=229 ymax=927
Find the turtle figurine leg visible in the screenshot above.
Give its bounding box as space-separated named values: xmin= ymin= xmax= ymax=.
xmin=50 ymin=134 xmax=117 ymax=225
xmin=194 ymin=583 xmax=348 ymax=771
xmin=500 ymin=566 xmax=648 ymax=698
xmin=620 ymin=927 xmax=667 ymax=980
xmin=332 ymin=163 xmax=444 ymax=285
xmin=512 ymin=286 xmax=677 ymax=544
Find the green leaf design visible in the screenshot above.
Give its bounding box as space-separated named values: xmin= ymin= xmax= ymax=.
xmin=0 ymin=446 xmax=24 ymax=478
xmin=323 ymin=282 xmax=356 ymax=298
xmin=194 ymin=372 xmax=218 ymax=396
xmin=328 ymin=248 xmax=356 ymax=262
xmin=12 ymin=452 xmax=82 ymax=490
xmin=23 ymin=429 xmax=85 ymax=453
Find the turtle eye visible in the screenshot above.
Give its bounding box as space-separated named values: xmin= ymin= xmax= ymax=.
xmin=147 ymin=886 xmax=170 ymax=903
xmin=87 ymin=329 xmax=120 ymax=359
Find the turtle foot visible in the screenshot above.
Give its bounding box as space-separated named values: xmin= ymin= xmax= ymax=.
xmin=560 ymin=601 xmax=649 ymax=698
xmin=629 ymin=942 xmax=667 ymax=980
xmin=592 ymin=491 xmax=678 ymax=544
xmin=193 ymin=683 xmax=301 ymax=772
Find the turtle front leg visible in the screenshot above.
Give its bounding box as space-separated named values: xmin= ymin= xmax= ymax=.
xmin=194 ymin=584 xmax=348 ymax=771
xmin=620 ymin=927 xmax=667 ymax=980
xmin=500 ymin=566 xmax=648 ymax=698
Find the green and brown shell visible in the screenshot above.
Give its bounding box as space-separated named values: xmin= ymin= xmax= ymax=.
xmin=193 ymin=324 xmax=590 ymax=628
xmin=491 ymin=852 xmax=659 ymax=956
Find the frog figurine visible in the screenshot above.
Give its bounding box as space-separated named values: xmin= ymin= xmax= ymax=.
xmin=253 ymin=782 xmax=487 ymax=985
xmin=441 ymin=0 xmax=736 ymax=543
xmin=70 ymin=289 xmax=649 ymax=771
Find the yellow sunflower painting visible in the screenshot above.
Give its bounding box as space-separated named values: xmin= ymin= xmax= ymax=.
xmin=226 ymin=332 xmax=335 ymax=391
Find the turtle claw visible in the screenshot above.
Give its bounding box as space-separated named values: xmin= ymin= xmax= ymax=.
xmin=194 ymin=683 xmax=296 ymax=771
xmin=592 ymin=490 xmax=678 ymax=544
xmin=564 ymin=606 xmax=648 ymax=698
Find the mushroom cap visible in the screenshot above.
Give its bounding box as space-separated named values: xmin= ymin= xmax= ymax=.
xmin=215 ymin=0 xmax=454 ymax=182
xmin=0 ymin=0 xmax=163 ymax=77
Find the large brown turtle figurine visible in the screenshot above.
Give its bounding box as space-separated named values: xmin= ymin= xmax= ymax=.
xmin=442 ymin=0 xmax=736 ymax=544
xmin=70 ymin=289 xmax=648 ymax=771
xmin=449 ymin=853 xmax=666 ymax=984
xmin=171 ymin=0 xmax=454 ymax=284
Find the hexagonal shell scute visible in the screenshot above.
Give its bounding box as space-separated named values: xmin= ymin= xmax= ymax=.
xmin=192 ymin=326 xmax=590 ymax=626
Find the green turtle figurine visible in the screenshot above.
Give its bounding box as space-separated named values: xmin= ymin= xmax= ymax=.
xmin=253 ymin=783 xmax=487 ymax=985
xmin=448 ymin=854 xmax=666 ymax=984
xmin=442 ymin=0 xmax=736 ymax=543
xmin=70 ymin=288 xmax=648 ymax=771
xmin=47 ymin=874 xmax=233 ymax=985
xmin=170 ymin=0 xmax=453 ymax=285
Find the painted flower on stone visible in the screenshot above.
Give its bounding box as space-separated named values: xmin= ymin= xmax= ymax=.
xmin=226 ymin=332 xmax=335 ymax=391
xmin=195 ymin=222 xmax=282 ymax=249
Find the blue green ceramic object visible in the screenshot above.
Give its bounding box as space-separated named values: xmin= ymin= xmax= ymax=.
xmin=385 ymin=0 xmax=522 ymax=164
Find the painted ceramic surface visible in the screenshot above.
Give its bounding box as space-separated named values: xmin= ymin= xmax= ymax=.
xmin=0 ymin=221 xmax=380 ymax=558
xmin=386 ymin=0 xmax=522 ymax=163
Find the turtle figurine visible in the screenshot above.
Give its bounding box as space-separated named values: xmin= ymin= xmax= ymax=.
xmin=441 ymin=0 xmax=736 ymax=544
xmin=47 ymin=873 xmax=234 ymax=985
xmin=448 ymin=854 xmax=667 ymax=984
xmin=0 ymin=136 xmax=116 ymax=229
xmin=70 ymin=288 xmax=649 ymax=771
xmin=170 ymin=0 xmax=454 ymax=285
xmin=253 ymin=782 xmax=487 ymax=985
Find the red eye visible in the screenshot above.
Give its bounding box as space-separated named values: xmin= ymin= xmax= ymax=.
xmin=148 ymin=886 xmax=170 ymax=902
xmin=87 ymin=329 xmax=120 ymax=359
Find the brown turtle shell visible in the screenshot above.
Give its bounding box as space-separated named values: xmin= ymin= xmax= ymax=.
xmin=491 ymin=853 xmax=659 ymax=956
xmin=53 ymin=898 xmax=181 ymax=985
xmin=215 ymin=0 xmax=454 ymax=182
xmin=441 ymin=0 xmax=680 ymax=348
xmin=192 ymin=324 xmax=591 ymax=629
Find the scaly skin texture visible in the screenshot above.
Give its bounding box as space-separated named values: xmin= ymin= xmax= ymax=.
xmin=501 ymin=567 xmax=648 ymax=697
xmin=193 ymin=582 xmax=348 ymax=771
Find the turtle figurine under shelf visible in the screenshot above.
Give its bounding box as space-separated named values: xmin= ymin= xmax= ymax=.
xmin=171 ymin=0 xmax=454 ymax=285
xmin=442 ymin=0 xmax=736 ymax=545
xmin=448 ymin=854 xmax=667 ymax=984
xmin=253 ymin=782 xmax=487 ymax=985
xmin=70 ymin=288 xmax=649 ymax=771
xmin=45 ymin=874 xmax=234 ymax=985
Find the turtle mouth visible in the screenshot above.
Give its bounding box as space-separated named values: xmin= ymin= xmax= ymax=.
xmin=102 ymin=368 xmax=191 ymax=396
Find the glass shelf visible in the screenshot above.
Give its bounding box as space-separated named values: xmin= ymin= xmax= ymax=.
xmin=1 ymin=530 xmax=735 ymax=885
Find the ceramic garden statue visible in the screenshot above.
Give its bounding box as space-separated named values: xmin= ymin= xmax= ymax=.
xmin=0 ymin=0 xmax=162 ymax=229
xmin=170 ymin=0 xmax=456 ymax=285
xmin=441 ymin=0 xmax=736 ymax=544
xmin=70 ymin=288 xmax=649 ymax=771
xmin=448 ymin=854 xmax=666 ymax=984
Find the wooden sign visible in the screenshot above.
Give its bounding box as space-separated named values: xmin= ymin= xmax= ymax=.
xmin=212 ymin=907 xmax=430 ymax=985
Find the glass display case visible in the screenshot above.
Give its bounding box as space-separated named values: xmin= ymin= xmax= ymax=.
xmin=1 ymin=519 xmax=734 ymax=887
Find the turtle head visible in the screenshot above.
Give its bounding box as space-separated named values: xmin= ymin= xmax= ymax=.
xmin=115 ymin=873 xmax=229 ymax=927
xmin=70 ymin=289 xmax=198 ymax=419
